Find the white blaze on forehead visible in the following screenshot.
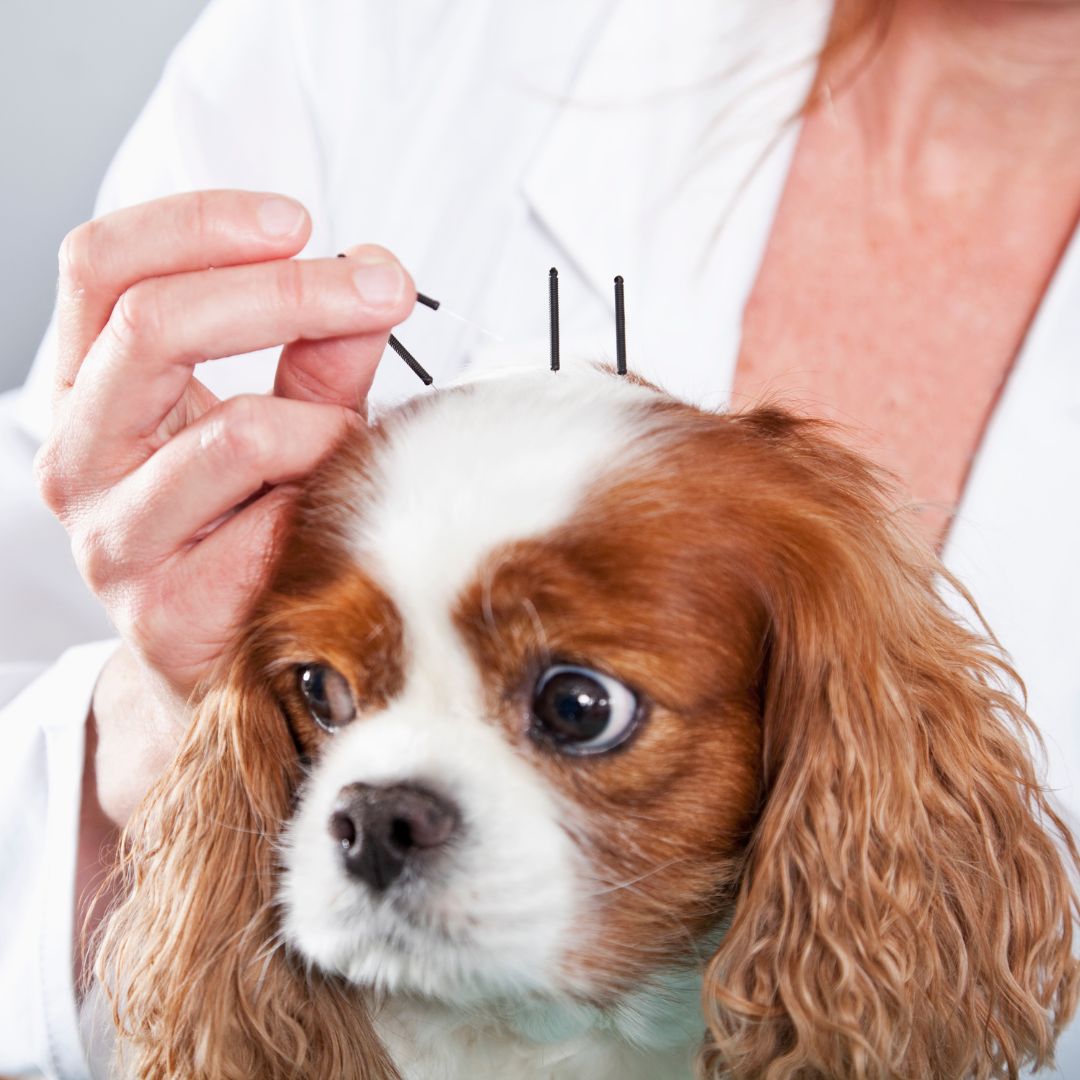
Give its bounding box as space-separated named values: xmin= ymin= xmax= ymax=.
xmin=356 ymin=366 xmax=667 ymax=631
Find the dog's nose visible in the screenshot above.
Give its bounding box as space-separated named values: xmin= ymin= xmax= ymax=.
xmin=328 ymin=782 xmax=460 ymax=892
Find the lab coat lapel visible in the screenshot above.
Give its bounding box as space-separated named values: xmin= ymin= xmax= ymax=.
xmin=943 ymin=224 xmax=1080 ymax=791
xmin=519 ymin=0 xmax=830 ymax=402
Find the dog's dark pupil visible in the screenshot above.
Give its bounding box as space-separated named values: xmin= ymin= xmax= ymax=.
xmin=299 ymin=664 xmax=337 ymax=727
xmin=539 ymin=674 xmax=610 ymax=741
xmin=300 ymin=666 xmax=328 ymax=713
xmin=297 ymin=663 xmax=357 ymax=733
xmin=298 ymin=656 xmax=360 ymax=734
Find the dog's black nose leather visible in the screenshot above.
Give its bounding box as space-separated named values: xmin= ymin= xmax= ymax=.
xmin=328 ymin=782 xmax=459 ymax=892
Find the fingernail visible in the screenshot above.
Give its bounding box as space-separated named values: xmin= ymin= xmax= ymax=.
xmin=352 ymin=260 xmax=406 ymax=307
xmin=257 ymin=197 xmax=306 ymax=237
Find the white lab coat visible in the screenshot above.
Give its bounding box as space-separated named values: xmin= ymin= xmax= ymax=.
xmin=1 ymin=1 xmax=1077 ymax=1075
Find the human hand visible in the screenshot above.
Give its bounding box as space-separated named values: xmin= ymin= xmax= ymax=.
xmin=35 ymin=189 xmax=415 ymax=825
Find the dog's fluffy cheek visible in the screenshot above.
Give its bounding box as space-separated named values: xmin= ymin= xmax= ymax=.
xmin=276 ymin=712 xmax=592 ymax=1000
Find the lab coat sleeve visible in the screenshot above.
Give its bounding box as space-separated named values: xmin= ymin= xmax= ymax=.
xmin=0 ymin=641 xmax=119 ymax=1080
xmin=2 ymin=1 xmax=337 ymax=1075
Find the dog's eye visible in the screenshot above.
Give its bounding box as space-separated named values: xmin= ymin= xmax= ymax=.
xmin=530 ymin=665 xmax=640 ymax=755
xmin=297 ymin=663 xmax=356 ymax=733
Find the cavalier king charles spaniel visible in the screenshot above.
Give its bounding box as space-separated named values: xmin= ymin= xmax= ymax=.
xmin=93 ymin=365 xmax=1078 ymax=1079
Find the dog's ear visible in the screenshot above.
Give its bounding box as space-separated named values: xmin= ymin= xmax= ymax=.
xmin=94 ymin=654 xmax=397 ymax=1080
xmin=699 ymin=414 xmax=1080 ymax=1079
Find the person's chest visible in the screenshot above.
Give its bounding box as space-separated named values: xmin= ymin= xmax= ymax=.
xmin=735 ymin=106 xmax=1080 ymax=544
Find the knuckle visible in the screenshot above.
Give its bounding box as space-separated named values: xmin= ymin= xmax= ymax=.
xmin=211 ymin=395 xmax=271 ymax=465
xmin=70 ymin=522 xmax=119 ymax=594
xmin=32 ymin=433 xmax=92 ymax=519
xmin=32 ymin=439 xmax=66 ymax=511
xmin=111 ymin=281 xmax=164 ymax=353
xmin=273 ymin=257 xmax=308 ymax=311
xmin=33 ymin=423 xmax=104 ymax=521
xmin=188 ymin=189 xmax=213 ymax=245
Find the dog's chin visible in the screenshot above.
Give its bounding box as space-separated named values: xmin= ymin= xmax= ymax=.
xmin=280 ymin=880 xmax=575 ymax=1004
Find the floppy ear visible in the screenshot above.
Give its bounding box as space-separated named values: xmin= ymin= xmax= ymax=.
xmin=700 ymin=418 xmax=1080 ymax=1079
xmin=94 ymin=654 xmax=397 ymax=1080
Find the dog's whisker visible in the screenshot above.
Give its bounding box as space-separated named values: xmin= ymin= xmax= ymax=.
xmin=584 ymin=856 xmax=691 ymax=898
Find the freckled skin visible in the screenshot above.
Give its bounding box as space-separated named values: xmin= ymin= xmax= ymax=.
xmin=736 ymin=2 xmax=1080 ymax=547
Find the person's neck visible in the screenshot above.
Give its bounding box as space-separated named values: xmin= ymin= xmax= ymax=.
xmin=827 ymin=0 xmax=1080 ymax=200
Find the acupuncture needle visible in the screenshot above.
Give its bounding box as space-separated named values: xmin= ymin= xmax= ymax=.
xmin=337 ymin=255 xmax=500 ymax=386
xmin=416 ymin=291 xmax=503 ymax=342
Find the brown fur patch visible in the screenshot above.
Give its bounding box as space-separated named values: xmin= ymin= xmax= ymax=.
xmin=254 ymin=567 xmax=406 ymax=754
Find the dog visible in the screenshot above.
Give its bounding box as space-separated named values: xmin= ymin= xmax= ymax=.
xmin=93 ymin=364 xmax=1079 ymax=1078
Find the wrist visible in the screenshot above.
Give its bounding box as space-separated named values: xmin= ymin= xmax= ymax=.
xmin=90 ymin=644 xmax=191 ymax=828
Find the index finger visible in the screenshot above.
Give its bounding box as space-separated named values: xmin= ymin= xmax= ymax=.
xmin=54 ymin=189 xmax=312 ymax=399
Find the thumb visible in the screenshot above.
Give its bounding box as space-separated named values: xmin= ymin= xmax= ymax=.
xmin=274 ymin=245 xmax=415 ymax=411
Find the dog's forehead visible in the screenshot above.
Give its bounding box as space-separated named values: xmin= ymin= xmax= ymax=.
xmin=351 ymin=368 xmax=671 ymax=615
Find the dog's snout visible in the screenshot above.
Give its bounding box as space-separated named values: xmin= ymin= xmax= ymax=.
xmin=328 ymin=782 xmax=460 ymax=892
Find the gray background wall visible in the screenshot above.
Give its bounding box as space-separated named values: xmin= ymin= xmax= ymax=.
xmin=0 ymin=1 xmax=209 ymax=394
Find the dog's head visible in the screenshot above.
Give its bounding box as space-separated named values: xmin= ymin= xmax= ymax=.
xmin=99 ymin=367 xmax=1079 ymax=1079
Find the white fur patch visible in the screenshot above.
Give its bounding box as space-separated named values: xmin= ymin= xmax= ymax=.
xmin=359 ymin=365 xmax=668 ymax=627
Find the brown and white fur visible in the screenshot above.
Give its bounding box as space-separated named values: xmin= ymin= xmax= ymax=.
xmin=92 ymin=365 xmax=1079 ymax=1079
